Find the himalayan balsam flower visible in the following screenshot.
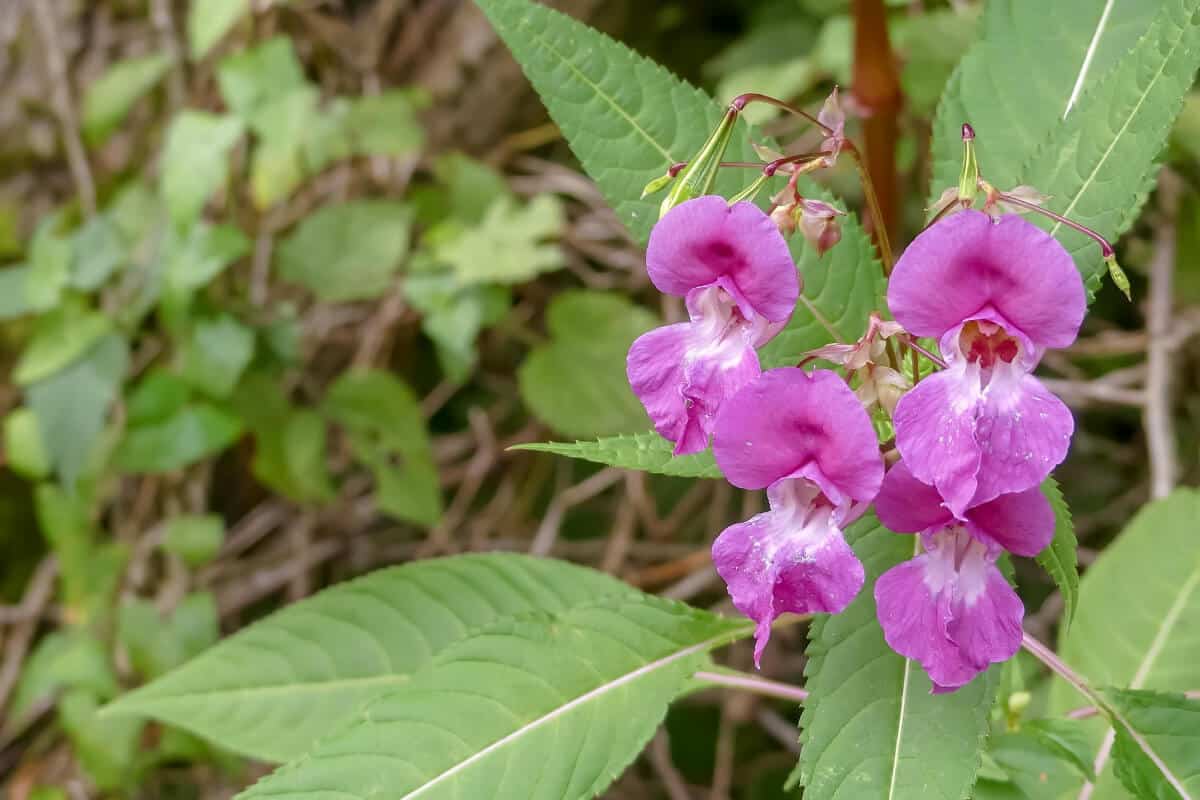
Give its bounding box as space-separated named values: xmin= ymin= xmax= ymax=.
xmin=873 ymin=461 xmax=1054 ymax=692
xmin=888 ymin=210 xmax=1085 ymax=515
xmin=627 ymin=196 xmax=799 ymax=454
xmin=710 ymin=368 xmax=883 ymax=665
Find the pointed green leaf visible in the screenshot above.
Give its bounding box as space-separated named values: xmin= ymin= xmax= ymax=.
xmin=188 ymin=0 xmax=249 ymax=59
xmin=82 ymin=53 xmax=172 ymax=144
xmin=1103 ymin=688 xmax=1200 ymax=799
xmin=795 ymin=515 xmax=998 ymax=799
xmin=512 ymin=431 xmax=721 ymax=478
xmin=161 ymin=111 xmax=244 ymax=228
xmin=475 ymin=0 xmax=883 ymax=355
xmin=236 ymin=593 xmax=747 ymax=800
xmin=1037 ymin=477 xmax=1079 ymax=626
xmin=104 ymin=554 xmax=647 ymax=763
xmin=1053 ymin=489 xmax=1200 ymax=797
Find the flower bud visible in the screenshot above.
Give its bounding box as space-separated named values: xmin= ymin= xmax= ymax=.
xmin=660 ymin=108 xmax=738 ymax=218
xmin=818 ymin=87 xmax=846 ymax=167
xmin=798 ymin=198 xmax=844 ymax=257
xmin=1106 ymin=253 xmax=1132 ymax=300
xmin=957 ymin=122 xmax=979 ymax=207
xmin=770 ymin=203 xmax=799 ymax=236
xmin=641 ymin=172 xmax=675 ymax=198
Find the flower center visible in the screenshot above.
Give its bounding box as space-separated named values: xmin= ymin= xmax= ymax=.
xmin=959 ymin=320 xmax=1019 ymax=369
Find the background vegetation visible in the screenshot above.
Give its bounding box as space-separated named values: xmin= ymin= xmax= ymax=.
xmin=0 ymin=0 xmax=1197 ymax=797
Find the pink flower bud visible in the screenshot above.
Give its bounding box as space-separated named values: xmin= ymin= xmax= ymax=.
xmin=798 ymin=199 xmax=844 ymax=257
xmin=818 ymin=87 xmax=847 ymax=166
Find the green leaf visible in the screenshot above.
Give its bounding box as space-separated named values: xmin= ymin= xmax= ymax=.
xmin=160 ymin=111 xmax=244 ymax=228
xmin=404 ymin=269 xmax=510 ymax=382
xmin=932 ymin=0 xmax=1162 ymax=200
xmin=432 ymin=194 xmax=565 ymax=286
xmin=518 ymin=291 xmax=656 ymax=438
xmin=162 ymin=514 xmax=225 ymax=568
xmin=25 ymin=214 xmax=72 ymax=311
xmin=415 ymin=152 xmax=512 ymax=226
xmin=70 ymin=217 xmax=127 ymax=290
xmin=163 ymin=222 xmax=250 ymax=292
xmin=323 ymin=370 xmax=441 ymax=526
xmin=795 ymin=515 xmax=998 ymax=799
xmin=34 ymin=484 xmax=127 ymax=625
xmin=895 ymin=8 xmax=979 ymax=117
xmin=1037 ymin=477 xmax=1079 ymax=626
xmin=236 ymin=593 xmax=747 ymax=799
xmin=188 ymin=0 xmax=249 ymax=59
xmin=10 ymin=631 xmax=119 ymax=721
xmin=476 ymin=0 xmax=883 ymax=358
xmin=180 ymin=313 xmax=256 ymax=398
xmin=104 ymin=554 xmax=647 ymax=763
xmin=342 ymin=89 xmax=426 ymax=156
xmin=276 ymin=201 xmax=412 ymax=301
xmin=0 ymin=266 xmax=32 ymax=320
xmin=1103 ymin=688 xmax=1200 ymax=799
xmin=59 ymin=689 xmax=143 ymax=792
xmin=980 ymin=730 xmax=1088 ymax=800
xmin=1023 ymin=718 xmax=1097 ymax=780
xmin=4 ymin=407 xmax=51 ymax=479
xmin=1054 ymin=489 xmax=1200 ymax=796
xmin=118 ymin=593 xmax=220 ymax=680
xmin=27 ymin=333 xmax=128 ymax=488
xmin=933 ymin=0 xmax=1198 ymax=287
xmin=248 ymin=87 xmax=320 ymax=209
xmin=14 ymin=305 xmax=112 ymax=385
xmin=115 ymin=403 xmax=243 ymax=473
xmin=513 ymin=431 xmax=721 ymax=478
xmin=217 ymin=36 xmax=307 ymax=121
xmin=82 ymin=53 xmax=172 ymax=144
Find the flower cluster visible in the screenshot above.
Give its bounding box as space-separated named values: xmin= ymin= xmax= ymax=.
xmin=627 ymin=193 xmax=1087 ymax=691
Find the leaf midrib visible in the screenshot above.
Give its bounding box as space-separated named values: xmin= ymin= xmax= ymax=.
xmin=1049 ymin=7 xmax=1186 ymax=235
xmin=399 ymin=628 xmax=740 ymax=799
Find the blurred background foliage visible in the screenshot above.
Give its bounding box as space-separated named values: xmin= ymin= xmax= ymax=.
xmin=0 ymin=0 xmax=1196 ymax=797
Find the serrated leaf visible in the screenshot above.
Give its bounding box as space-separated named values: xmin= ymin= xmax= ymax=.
xmin=513 ymin=431 xmax=721 ymax=478
xmin=981 ymin=730 xmax=1088 ymax=800
xmin=323 ymin=369 xmax=441 ymax=526
xmin=82 ymin=53 xmax=172 ymax=144
xmin=188 ymin=0 xmax=249 ymax=59
xmin=161 ymin=111 xmax=244 ymax=228
xmin=1037 ymin=477 xmax=1079 ymax=626
xmin=236 ymin=593 xmax=748 ymax=800
xmin=1103 ymin=688 xmax=1200 ymax=799
xmin=1053 ymin=489 xmax=1200 ymax=797
xmin=276 ymin=201 xmax=412 ymax=301
xmin=932 ymin=0 xmax=1198 ymax=287
xmin=476 ymin=0 xmax=883 ymax=360
xmin=104 ymin=554 xmax=647 ymax=763
xmin=795 ymin=515 xmax=998 ymax=799
xmin=1023 ymin=718 xmax=1097 ymax=780
xmin=518 ymin=290 xmax=656 ymax=438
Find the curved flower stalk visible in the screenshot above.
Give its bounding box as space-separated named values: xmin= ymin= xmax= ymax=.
xmin=873 ymin=461 xmax=1054 ymax=692
xmin=887 ymin=210 xmax=1086 ymax=515
xmin=627 ymin=196 xmax=799 ymax=454
xmin=709 ymin=368 xmax=883 ymax=665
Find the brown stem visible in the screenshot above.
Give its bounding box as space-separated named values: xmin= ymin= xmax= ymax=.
xmin=852 ymin=0 xmax=902 ymax=249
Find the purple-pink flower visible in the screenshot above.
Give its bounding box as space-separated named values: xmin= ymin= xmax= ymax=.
xmin=627 ymin=196 xmax=799 ymax=455
xmin=888 ymin=210 xmax=1085 ymax=516
xmin=873 ymin=461 xmax=1053 ymax=692
xmin=710 ymin=368 xmax=882 ymax=665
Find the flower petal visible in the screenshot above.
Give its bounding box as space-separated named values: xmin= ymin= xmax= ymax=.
xmin=713 ymin=505 xmax=864 ymax=666
xmin=887 ymin=210 xmax=1085 ymax=348
xmin=627 ymin=322 xmax=760 ymax=455
xmin=875 ymin=556 xmax=981 ymax=691
xmin=713 ymin=368 xmax=882 ymax=500
xmin=972 ymin=370 xmax=1074 ymax=506
xmin=965 ymin=485 xmax=1055 ymax=557
xmin=893 ymin=365 xmax=981 ymax=517
xmin=946 ymin=562 xmax=1024 ymax=683
xmin=875 ymin=461 xmax=955 ymax=534
xmin=646 ymin=196 xmax=799 ymax=321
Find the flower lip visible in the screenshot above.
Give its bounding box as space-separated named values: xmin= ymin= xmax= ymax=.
xmin=887 ymin=210 xmax=1085 ymax=350
xmin=712 ymin=368 xmax=884 ymax=502
xmin=646 ymin=196 xmax=799 ymax=323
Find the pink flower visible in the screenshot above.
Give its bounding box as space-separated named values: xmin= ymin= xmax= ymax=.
xmin=887 ymin=210 xmax=1085 ymax=515
xmin=627 ymin=196 xmax=799 ymax=454
xmin=710 ymin=368 xmax=883 ymax=665
xmin=873 ymin=461 xmax=1053 ymax=692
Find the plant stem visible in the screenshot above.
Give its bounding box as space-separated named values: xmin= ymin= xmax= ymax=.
xmin=996 ymin=190 xmax=1114 ymax=257
xmin=902 ymin=335 xmax=947 ymax=369
xmin=846 ymin=144 xmax=895 ymax=273
xmin=731 ymin=93 xmax=832 ymax=135
xmin=694 ymin=669 xmax=810 ymax=704
xmin=1021 ymin=632 xmax=1102 ymax=708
